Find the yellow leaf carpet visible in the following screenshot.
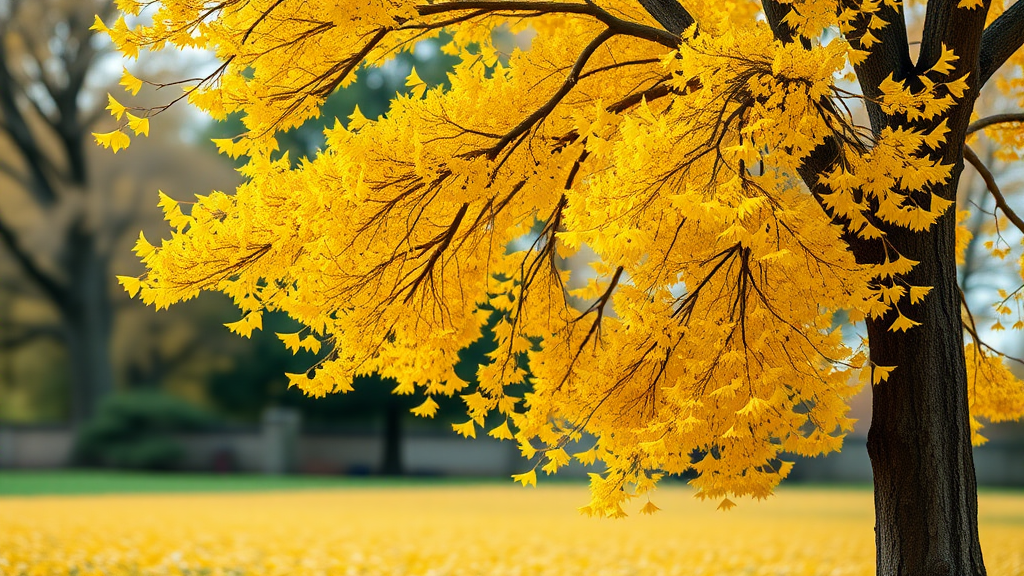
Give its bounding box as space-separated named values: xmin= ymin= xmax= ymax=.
xmin=1 ymin=486 xmax=1021 ymax=575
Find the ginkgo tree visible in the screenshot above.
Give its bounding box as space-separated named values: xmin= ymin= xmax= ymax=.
xmin=98 ymin=0 xmax=1024 ymax=574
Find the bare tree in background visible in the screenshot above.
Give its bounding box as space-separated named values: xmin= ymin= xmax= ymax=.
xmin=0 ymin=0 xmax=139 ymax=423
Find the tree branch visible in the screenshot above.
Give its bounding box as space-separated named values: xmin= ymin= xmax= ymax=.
xmin=760 ymin=0 xmax=877 ymax=260
xmin=979 ymin=0 xmax=1024 ymax=86
xmin=0 ymin=158 xmax=31 ymax=190
xmin=966 ymin=112 xmax=1024 ymax=135
xmin=963 ymin=144 xmax=1024 ymax=235
xmin=0 ymin=41 xmax=59 ymax=205
xmin=415 ymin=1 xmax=678 ymax=48
xmin=635 ymin=0 xmax=694 ymax=35
xmin=471 ymin=27 xmax=617 ymax=160
xmin=0 ymin=214 xmax=67 ymax=305
xmin=761 ymin=0 xmax=798 ymax=44
xmin=918 ymin=0 xmax=989 ymax=81
xmin=0 ymin=324 xmax=62 ymax=349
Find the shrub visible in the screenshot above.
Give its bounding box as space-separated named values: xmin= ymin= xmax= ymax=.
xmin=72 ymin=391 xmax=212 ymax=470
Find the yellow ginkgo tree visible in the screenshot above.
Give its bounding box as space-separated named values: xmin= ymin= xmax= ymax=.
xmin=100 ymin=0 xmax=1024 ymax=573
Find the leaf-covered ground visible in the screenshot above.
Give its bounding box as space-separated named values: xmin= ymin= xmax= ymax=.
xmin=1 ymin=485 xmax=1021 ymax=575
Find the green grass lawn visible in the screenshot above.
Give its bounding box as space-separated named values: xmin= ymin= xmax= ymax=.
xmin=0 ymin=470 xmax=494 ymax=496
xmin=5 ymin=470 xmax=1015 ymax=499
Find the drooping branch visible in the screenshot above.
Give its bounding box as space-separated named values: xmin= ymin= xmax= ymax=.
xmin=759 ymin=0 xmax=886 ymax=262
xmin=557 ymin=265 xmax=625 ymax=390
xmin=979 ymin=0 xmax=1024 ymax=86
xmin=963 ymin=144 xmax=1024 ymax=236
xmin=966 ymin=112 xmax=1024 ymax=135
xmin=469 ymin=28 xmax=617 ymax=160
xmin=398 ymin=202 xmax=470 ymax=303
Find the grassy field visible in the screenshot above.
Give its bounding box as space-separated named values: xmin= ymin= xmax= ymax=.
xmin=0 ymin=470 xmax=488 ymax=496
xmin=0 ymin=478 xmax=1021 ymax=575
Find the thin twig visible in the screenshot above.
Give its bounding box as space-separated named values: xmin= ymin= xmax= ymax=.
xmin=963 ymin=144 xmax=1024 ymax=235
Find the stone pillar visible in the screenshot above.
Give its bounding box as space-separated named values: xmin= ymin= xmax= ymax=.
xmin=0 ymin=425 xmax=13 ymax=468
xmin=261 ymin=407 xmax=300 ymax=474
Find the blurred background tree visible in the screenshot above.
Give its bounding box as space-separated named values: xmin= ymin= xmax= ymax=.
xmin=0 ymin=2 xmax=486 ymax=475
xmin=0 ymin=0 xmax=239 ymax=424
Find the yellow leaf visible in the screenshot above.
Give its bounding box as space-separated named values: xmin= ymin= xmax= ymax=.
xmin=132 ymin=231 xmax=155 ymax=259
xmin=574 ymin=447 xmax=598 ymax=465
xmin=929 ymin=43 xmax=959 ymax=75
xmin=872 ymin=365 xmax=895 ymax=384
xmin=488 ymin=420 xmax=514 ymax=440
xmin=518 ymin=441 xmax=537 ymax=460
xmin=211 ymin=138 xmax=235 ymax=156
xmin=406 ymin=67 xmax=427 ymax=99
xmin=126 ymin=113 xmax=149 ymax=137
xmin=277 ymin=332 xmax=302 ymax=353
xmin=717 ymin=498 xmax=737 ymax=511
xmin=736 ymin=397 xmax=767 ymax=416
xmin=285 ymin=372 xmax=309 ymax=389
xmin=909 ymin=286 xmax=932 ymax=305
xmin=93 ymin=129 xmax=130 ymax=153
xmin=452 ymin=419 xmax=476 ymax=438
xmin=411 ymin=397 xmax=439 ymax=418
xmin=957 ymin=0 xmax=983 ymax=8
xmin=640 ymin=501 xmax=661 ymax=515
xmin=157 ymin=190 xmax=178 ymax=213
xmin=946 ymin=74 xmax=970 ymax=98
xmin=889 ymin=313 xmax=921 ymax=332
xmin=867 ymin=14 xmax=887 ymax=29
xmin=541 ymin=448 xmax=570 ymax=474
xmin=89 ymin=15 xmax=109 ymax=33
xmin=224 ymin=312 xmax=262 ymax=338
xmin=106 ymin=94 xmax=126 ymax=120
xmin=480 ymin=43 xmax=499 ymax=67
xmin=116 ymin=275 xmax=141 ymax=298
xmin=298 ymin=335 xmax=321 ymax=354
xmin=120 ymin=67 xmax=143 ymax=95
xmin=923 ymin=119 xmax=949 ymax=149
xmin=348 ymin=104 xmax=370 ymax=131
xmin=115 ymin=0 xmax=142 ymax=16
xmin=511 ymin=468 xmax=537 ymax=487
xmin=541 ymin=459 xmax=559 ymax=475
xmin=859 ymin=30 xmax=880 ymax=48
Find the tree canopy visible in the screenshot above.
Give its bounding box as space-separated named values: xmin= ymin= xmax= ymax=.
xmin=100 ymin=0 xmax=1024 ymax=523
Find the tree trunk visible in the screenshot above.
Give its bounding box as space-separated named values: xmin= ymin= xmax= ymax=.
xmin=865 ymin=182 xmax=986 ymax=575
xmin=380 ymin=395 xmax=404 ymax=475
xmin=61 ymin=223 xmax=114 ymax=425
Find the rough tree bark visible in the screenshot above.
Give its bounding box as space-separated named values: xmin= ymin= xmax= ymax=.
xmin=865 ymin=213 xmax=985 ymax=574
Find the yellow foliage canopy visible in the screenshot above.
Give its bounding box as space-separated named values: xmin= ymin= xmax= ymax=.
xmin=102 ymin=0 xmax=1024 ymax=515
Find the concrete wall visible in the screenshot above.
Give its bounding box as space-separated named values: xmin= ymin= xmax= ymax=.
xmin=0 ymin=426 xmax=74 ymax=469
xmin=1 ymin=425 xmax=1021 ymax=486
